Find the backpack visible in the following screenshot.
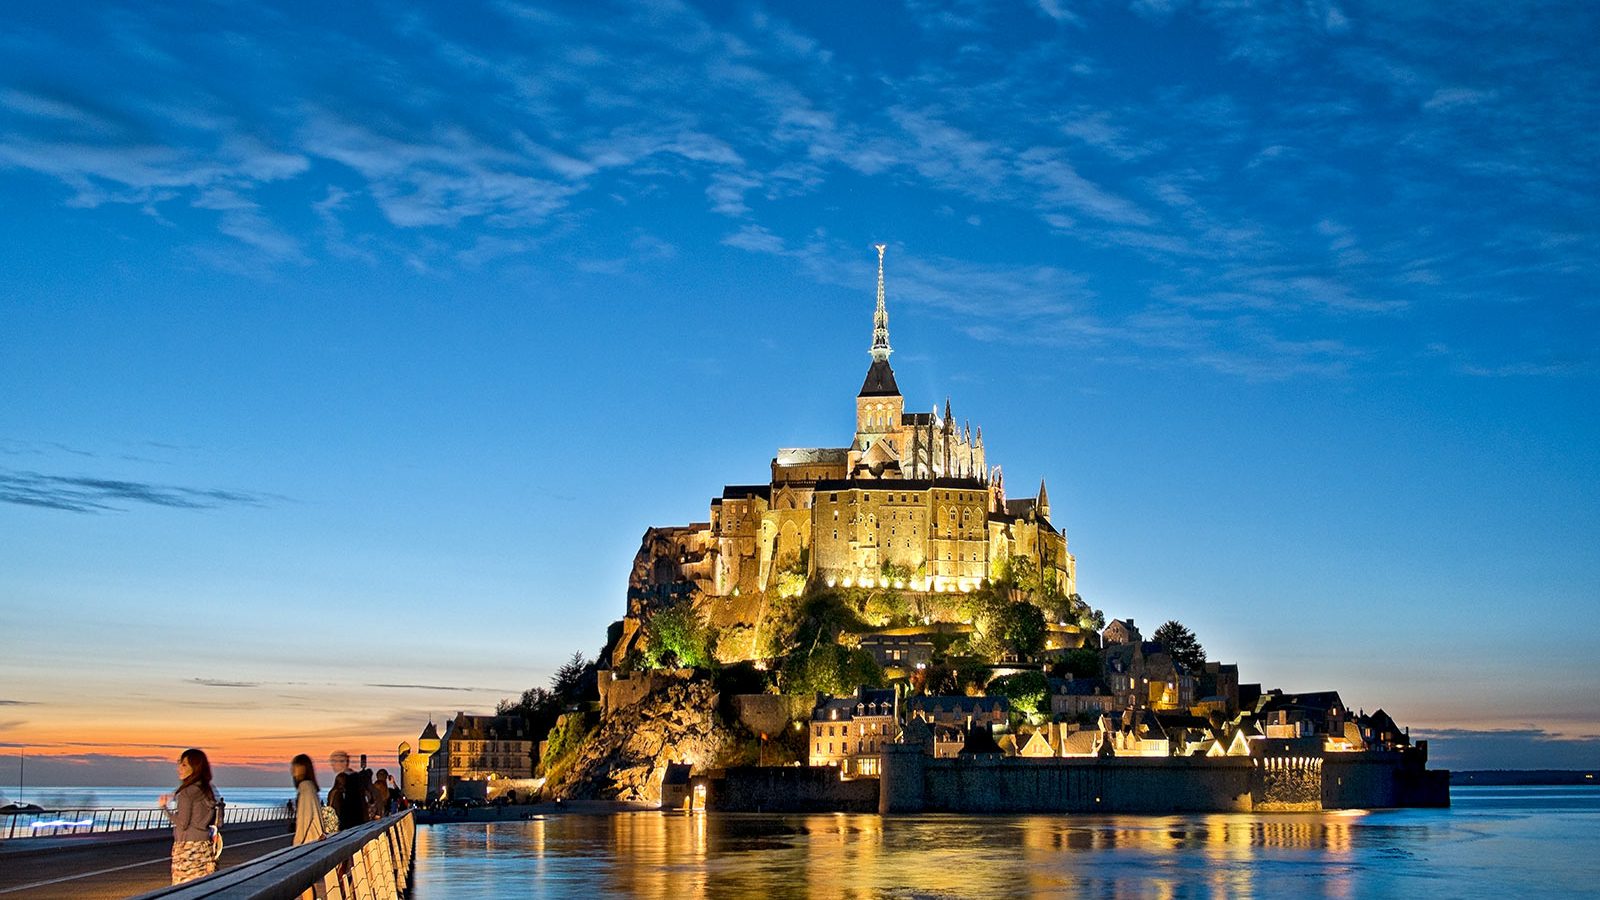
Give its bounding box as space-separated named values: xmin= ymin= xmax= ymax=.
xmin=320 ymin=803 xmax=341 ymax=835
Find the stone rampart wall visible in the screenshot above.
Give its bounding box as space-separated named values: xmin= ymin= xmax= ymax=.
xmin=1323 ymin=749 xmax=1449 ymax=808
xmin=879 ymin=746 xmax=1448 ymax=814
xmin=882 ymin=748 xmax=1255 ymax=814
xmin=708 ymin=766 xmax=879 ymax=812
xmin=598 ymin=669 xmax=694 ymax=717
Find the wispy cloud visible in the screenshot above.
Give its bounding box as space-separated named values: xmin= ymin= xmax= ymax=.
xmin=1415 ymin=726 xmax=1600 ymax=770
xmin=190 ymin=678 xmax=264 ymax=688
xmin=365 ymin=683 xmax=501 ymax=693
xmin=0 ymin=469 xmax=273 ymax=513
xmin=0 ymin=0 xmax=1593 ymax=381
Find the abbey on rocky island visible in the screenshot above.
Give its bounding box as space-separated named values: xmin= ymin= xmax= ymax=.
xmin=615 ymin=246 xmax=1077 ymax=665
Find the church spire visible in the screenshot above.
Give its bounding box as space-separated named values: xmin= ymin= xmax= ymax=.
xmin=870 ymin=243 xmax=891 ymax=362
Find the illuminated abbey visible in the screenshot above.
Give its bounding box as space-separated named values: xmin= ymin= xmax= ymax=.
xmin=616 ymin=246 xmax=1077 ymax=664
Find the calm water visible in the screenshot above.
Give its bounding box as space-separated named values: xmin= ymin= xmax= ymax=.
xmin=411 ymin=787 xmax=1600 ymax=898
xmin=7 ymin=786 xmax=293 ymax=809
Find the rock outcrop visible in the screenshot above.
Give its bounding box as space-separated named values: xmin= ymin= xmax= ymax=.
xmin=546 ymin=679 xmax=734 ymax=803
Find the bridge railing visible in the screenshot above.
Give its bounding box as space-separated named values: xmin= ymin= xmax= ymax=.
xmin=130 ymin=810 xmax=416 ymax=900
xmin=0 ymin=805 xmax=291 ymax=840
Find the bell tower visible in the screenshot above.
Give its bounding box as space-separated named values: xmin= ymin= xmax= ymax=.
xmin=856 ymin=244 xmax=903 ymax=452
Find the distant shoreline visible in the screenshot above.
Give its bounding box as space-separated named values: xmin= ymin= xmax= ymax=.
xmin=1451 ymin=770 xmax=1599 ymax=786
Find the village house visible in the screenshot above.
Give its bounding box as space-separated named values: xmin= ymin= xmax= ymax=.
xmin=906 ymin=695 xmax=1011 ymax=731
xmin=1259 ymin=690 xmax=1348 ymax=739
xmin=810 ymin=687 xmax=897 ymax=777
xmin=1104 ymin=642 xmax=1196 ymax=711
xmin=1102 ymin=618 xmax=1142 ymax=646
xmin=424 ymin=711 xmax=536 ymax=801
xmin=1101 ymin=709 xmax=1171 ymax=757
xmin=859 ymin=632 xmax=935 ymax=671
xmin=1049 ymin=677 xmax=1115 ymax=720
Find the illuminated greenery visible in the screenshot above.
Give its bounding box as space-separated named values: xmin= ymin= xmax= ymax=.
xmin=780 ymin=643 xmax=884 ymax=697
xmin=990 ymin=670 xmax=1050 ymax=717
xmin=862 ymin=588 xmax=911 ymax=627
xmin=538 ymin=712 xmax=591 ymax=777
xmin=642 ymin=605 xmax=718 ymax=669
xmin=999 ymin=602 xmax=1047 ymax=658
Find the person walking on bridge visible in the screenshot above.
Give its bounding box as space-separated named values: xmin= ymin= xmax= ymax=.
xmin=290 ymin=754 xmax=326 ymax=845
xmin=158 ymin=748 xmax=220 ymax=885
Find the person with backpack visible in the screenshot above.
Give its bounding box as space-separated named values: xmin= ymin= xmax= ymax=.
xmin=158 ymin=748 xmax=221 ymax=884
xmin=331 ymin=768 xmax=371 ymax=830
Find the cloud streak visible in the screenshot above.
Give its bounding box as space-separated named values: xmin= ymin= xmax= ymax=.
xmin=1415 ymin=726 xmax=1600 ymax=771
xmin=0 ymin=469 xmax=273 ymax=514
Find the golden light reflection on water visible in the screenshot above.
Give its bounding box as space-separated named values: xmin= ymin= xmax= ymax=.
xmin=415 ymin=810 xmax=1371 ymax=898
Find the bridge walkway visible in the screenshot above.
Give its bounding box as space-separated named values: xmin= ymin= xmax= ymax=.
xmin=0 ymin=822 xmax=292 ymax=900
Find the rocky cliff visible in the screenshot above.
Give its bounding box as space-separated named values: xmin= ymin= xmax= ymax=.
xmin=545 ymin=679 xmax=735 ymax=803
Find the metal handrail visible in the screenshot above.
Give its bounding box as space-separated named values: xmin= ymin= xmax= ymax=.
xmin=130 ymin=810 xmax=417 ymax=900
xmin=0 ymin=804 xmax=291 ymax=840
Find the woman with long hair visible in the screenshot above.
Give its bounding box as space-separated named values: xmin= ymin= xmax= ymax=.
xmin=158 ymin=748 xmax=219 ymax=884
xmin=290 ymin=754 xmax=326 ymax=845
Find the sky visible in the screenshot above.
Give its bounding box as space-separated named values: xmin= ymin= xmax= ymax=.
xmin=1 ymin=0 xmax=1596 ymax=787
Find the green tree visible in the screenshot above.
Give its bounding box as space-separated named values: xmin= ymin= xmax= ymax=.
xmin=990 ymin=670 xmax=1050 ymax=717
xmin=497 ymin=685 xmax=564 ymax=743
xmin=551 ymin=651 xmax=589 ymax=700
xmin=1050 ymin=646 xmax=1103 ymax=680
xmin=1153 ymin=620 xmax=1205 ymax=671
xmin=999 ymin=602 xmax=1047 ymax=659
xmin=863 ymin=589 xmax=910 ymax=627
xmin=779 ymin=644 xmax=884 ymax=697
xmin=642 ymin=605 xmax=717 ymax=669
xmin=954 ymin=660 xmax=994 ymax=695
xmin=539 ymin=712 xmax=590 ymax=775
xmin=911 ymin=662 xmax=960 ymax=696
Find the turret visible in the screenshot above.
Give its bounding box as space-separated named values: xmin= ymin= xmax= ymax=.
xmin=1037 ymin=478 xmax=1050 ymax=520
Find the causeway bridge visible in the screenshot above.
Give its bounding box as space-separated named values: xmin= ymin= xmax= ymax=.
xmin=0 ymin=808 xmax=415 ymax=900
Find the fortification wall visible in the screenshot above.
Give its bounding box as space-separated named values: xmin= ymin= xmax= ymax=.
xmin=881 ymin=748 xmax=1255 ymax=814
xmin=1323 ymin=748 xmax=1449 ymax=808
xmin=708 ymin=766 xmax=879 ymax=812
xmin=598 ymin=669 xmax=694 ymax=717
xmin=878 ymin=746 xmax=1448 ymax=813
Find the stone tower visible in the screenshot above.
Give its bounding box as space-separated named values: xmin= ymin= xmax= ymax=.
xmin=397 ymin=720 xmax=441 ymax=802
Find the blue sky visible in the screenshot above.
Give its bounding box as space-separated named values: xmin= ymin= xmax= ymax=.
xmin=1 ymin=0 xmax=1596 ymax=782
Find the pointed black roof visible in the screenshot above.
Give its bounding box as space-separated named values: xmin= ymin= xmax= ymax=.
xmin=858 ymin=359 xmax=900 ymax=397
xmin=959 ymin=723 xmax=1003 ymax=756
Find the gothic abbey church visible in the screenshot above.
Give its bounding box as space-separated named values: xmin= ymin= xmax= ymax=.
xmin=615 ymin=246 xmax=1077 ymax=665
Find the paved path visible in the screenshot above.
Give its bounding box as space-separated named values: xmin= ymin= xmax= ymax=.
xmin=0 ymin=823 xmax=292 ymax=900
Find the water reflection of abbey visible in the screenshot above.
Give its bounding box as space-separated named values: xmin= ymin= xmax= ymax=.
xmin=429 ymin=812 xmax=1365 ymax=898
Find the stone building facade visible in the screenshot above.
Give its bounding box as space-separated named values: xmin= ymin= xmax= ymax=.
xmin=810 ymin=687 xmax=897 ymax=777
xmin=425 ymin=711 xmax=536 ymax=800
